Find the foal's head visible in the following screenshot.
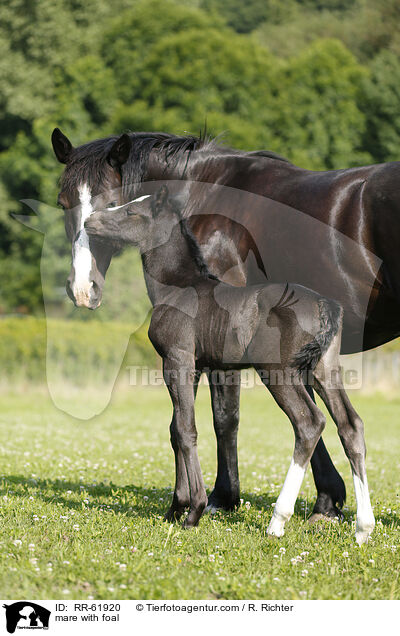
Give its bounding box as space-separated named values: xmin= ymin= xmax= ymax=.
xmin=51 ymin=128 xmax=132 ymax=309
xmin=84 ymin=185 xmax=181 ymax=252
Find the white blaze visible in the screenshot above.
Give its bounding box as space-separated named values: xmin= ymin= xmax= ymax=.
xmin=105 ymin=194 xmax=151 ymax=211
xmin=73 ymin=183 xmax=95 ymax=307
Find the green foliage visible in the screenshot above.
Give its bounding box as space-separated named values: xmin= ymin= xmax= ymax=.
xmin=0 ymin=316 xmax=156 ymax=383
xmin=102 ymin=0 xmax=221 ymax=104
xmin=273 ymin=40 xmax=371 ymax=169
xmin=133 ymin=27 xmax=277 ymax=130
xmin=361 ymin=51 xmax=400 ymax=163
xmin=255 ymin=0 xmax=400 ymax=62
xmin=1 ymin=0 xmax=400 ymax=313
xmin=200 ymin=0 xmax=297 ymax=33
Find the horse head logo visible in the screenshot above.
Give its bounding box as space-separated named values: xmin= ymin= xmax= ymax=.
xmin=3 ymin=602 xmax=50 ymax=633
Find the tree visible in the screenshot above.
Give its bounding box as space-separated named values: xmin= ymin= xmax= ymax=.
xmin=361 ymin=51 xmax=400 ymax=163
xmin=271 ymin=39 xmax=372 ymax=169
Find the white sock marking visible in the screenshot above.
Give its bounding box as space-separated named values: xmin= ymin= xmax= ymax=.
xmin=73 ymin=183 xmax=94 ymax=306
xmin=268 ymin=459 xmax=305 ymax=537
xmin=353 ymin=473 xmax=375 ymax=545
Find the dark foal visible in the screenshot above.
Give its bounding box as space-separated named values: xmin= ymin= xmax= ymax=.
xmin=85 ymin=186 xmax=374 ymax=544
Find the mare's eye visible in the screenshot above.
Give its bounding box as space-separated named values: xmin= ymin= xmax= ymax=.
xmin=108 ymin=200 xmax=118 ymax=208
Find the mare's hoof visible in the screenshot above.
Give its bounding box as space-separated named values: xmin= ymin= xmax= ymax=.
xmin=308 ymin=512 xmax=341 ymax=525
xmin=204 ymin=503 xmax=220 ymax=515
xmin=205 ymin=491 xmax=239 ymax=514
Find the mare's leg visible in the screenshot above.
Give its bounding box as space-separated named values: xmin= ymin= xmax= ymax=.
xmin=258 ymin=378 xmax=326 ymax=537
xmin=164 ymin=357 xmax=207 ymax=528
xmin=165 ymin=373 xmax=200 ymax=522
xmin=206 ymin=370 xmax=241 ymax=512
xmin=308 ymin=384 xmax=347 ymax=519
xmin=314 ymin=377 xmax=375 ymax=544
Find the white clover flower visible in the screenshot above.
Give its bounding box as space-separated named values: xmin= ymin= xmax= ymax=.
xmin=13 ymin=540 xmax=22 ymax=547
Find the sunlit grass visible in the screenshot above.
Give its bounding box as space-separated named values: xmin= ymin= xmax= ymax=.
xmin=0 ymin=386 xmax=399 ymax=599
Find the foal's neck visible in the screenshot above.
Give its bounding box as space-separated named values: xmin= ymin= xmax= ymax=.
xmin=141 ymin=219 xmax=214 ymax=306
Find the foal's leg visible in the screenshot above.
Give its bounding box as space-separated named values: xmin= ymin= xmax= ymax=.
xmin=308 ymin=385 xmax=347 ymax=519
xmin=164 ymin=356 xmax=207 ymax=528
xmin=206 ymin=370 xmax=241 ymax=512
xmin=259 ymin=379 xmax=326 ymax=537
xmin=314 ymin=377 xmax=375 ymax=545
xmin=165 ymin=373 xmax=200 ymax=522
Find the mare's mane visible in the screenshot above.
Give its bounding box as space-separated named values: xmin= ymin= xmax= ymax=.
xmin=60 ymin=131 xmax=290 ymax=197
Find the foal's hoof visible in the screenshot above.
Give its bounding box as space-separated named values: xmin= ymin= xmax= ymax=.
xmin=164 ymin=508 xmax=184 ymax=523
xmin=267 ymin=517 xmax=285 ymax=538
xmin=355 ymin=529 xmax=372 ymax=546
xmin=355 ymin=520 xmax=375 ymax=546
xmin=182 ymin=517 xmax=199 ymax=530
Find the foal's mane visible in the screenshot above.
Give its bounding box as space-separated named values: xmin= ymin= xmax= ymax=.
xmin=60 ymin=130 xmax=290 ymax=196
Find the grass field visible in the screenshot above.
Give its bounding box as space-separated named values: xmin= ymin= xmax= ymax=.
xmin=0 ymin=385 xmax=399 ymax=600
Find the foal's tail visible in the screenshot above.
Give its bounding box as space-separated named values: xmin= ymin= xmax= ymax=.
xmin=291 ymin=299 xmax=342 ymax=373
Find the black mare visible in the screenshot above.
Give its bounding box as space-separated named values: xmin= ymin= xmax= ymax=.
xmin=51 ymin=127 xmax=400 ymax=520
xmin=83 ymin=185 xmax=375 ymax=544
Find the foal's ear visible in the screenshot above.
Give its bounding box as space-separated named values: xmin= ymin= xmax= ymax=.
xmin=51 ymin=128 xmax=73 ymax=164
xmin=152 ymin=185 xmax=169 ymax=216
xmin=107 ymin=134 xmax=131 ymax=170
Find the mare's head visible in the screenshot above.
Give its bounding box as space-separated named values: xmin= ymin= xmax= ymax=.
xmin=51 ymin=127 xmax=132 ymax=309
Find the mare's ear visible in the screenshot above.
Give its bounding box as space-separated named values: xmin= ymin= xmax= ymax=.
xmin=107 ymin=134 xmax=131 ymax=169
xmin=151 ymin=185 xmax=169 ymax=216
xmin=51 ymin=128 xmax=73 ymax=164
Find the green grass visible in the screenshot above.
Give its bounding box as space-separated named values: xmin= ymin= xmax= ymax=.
xmin=0 ymin=386 xmax=400 ymax=600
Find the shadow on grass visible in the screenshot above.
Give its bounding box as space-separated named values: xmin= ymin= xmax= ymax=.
xmin=0 ymin=475 xmax=367 ymax=530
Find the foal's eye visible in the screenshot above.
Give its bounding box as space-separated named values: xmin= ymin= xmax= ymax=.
xmin=108 ymin=201 xmax=118 ymax=208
